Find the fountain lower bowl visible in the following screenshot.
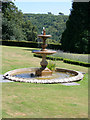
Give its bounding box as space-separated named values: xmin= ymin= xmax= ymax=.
xmin=3 ymin=67 xmax=84 ymax=84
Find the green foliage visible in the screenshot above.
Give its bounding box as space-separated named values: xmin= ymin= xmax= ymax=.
xmin=22 ymin=20 xmax=37 ymax=41
xmin=47 ymin=60 xmax=56 ymax=71
xmin=2 ymin=1 xmax=37 ymax=41
xmin=61 ymin=2 xmax=89 ymax=54
xmin=2 ymin=1 xmax=24 ymax=41
xmin=23 ymin=14 xmax=68 ymax=43
xmin=63 ymin=59 xmax=90 ymax=67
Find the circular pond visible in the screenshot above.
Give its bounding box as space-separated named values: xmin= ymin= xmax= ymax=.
xmin=3 ymin=67 xmax=83 ymax=84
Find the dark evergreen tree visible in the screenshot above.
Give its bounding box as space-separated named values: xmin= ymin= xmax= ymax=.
xmin=61 ymin=2 xmax=89 ymax=53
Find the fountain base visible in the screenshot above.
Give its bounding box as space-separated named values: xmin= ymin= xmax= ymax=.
xmin=35 ymin=67 xmax=52 ymax=76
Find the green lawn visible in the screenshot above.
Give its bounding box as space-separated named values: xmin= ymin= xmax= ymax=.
xmin=2 ymin=45 xmax=88 ymax=118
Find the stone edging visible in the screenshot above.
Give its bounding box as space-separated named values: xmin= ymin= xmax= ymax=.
xmin=3 ymin=67 xmax=84 ymax=84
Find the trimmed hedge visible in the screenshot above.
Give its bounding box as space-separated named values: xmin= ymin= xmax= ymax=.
xmin=1 ymin=40 xmax=41 ymax=48
xmin=63 ymin=59 xmax=90 ymax=67
xmin=1 ymin=40 xmax=62 ymax=50
xmin=34 ymin=54 xmax=90 ymax=67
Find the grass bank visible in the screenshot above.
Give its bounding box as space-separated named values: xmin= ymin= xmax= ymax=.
xmin=2 ymin=45 xmax=88 ymax=118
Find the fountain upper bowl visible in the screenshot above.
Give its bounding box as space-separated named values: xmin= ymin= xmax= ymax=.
xmin=32 ymin=50 xmax=56 ymax=55
xmin=38 ymin=35 xmax=52 ymax=38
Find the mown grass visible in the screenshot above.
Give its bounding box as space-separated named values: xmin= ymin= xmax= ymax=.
xmin=2 ymin=45 xmax=88 ymax=118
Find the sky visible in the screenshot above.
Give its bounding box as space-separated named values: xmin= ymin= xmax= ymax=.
xmin=13 ymin=0 xmax=73 ymax=15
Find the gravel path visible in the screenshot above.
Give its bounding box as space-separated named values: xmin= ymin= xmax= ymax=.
xmin=61 ymin=82 xmax=80 ymax=86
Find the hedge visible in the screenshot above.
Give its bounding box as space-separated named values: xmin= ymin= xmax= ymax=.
xmin=34 ymin=54 xmax=90 ymax=67
xmin=1 ymin=40 xmax=62 ymax=50
xmin=1 ymin=40 xmax=41 ymax=48
xmin=63 ymin=59 xmax=90 ymax=67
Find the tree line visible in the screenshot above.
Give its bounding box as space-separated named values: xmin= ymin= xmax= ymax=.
xmin=2 ymin=1 xmax=89 ymax=53
xmin=23 ymin=14 xmax=68 ymax=43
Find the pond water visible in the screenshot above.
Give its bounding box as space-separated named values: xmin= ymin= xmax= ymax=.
xmin=13 ymin=71 xmax=75 ymax=80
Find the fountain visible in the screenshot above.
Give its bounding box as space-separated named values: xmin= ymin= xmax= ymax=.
xmin=3 ymin=27 xmax=84 ymax=83
xmin=32 ymin=27 xmax=56 ymax=76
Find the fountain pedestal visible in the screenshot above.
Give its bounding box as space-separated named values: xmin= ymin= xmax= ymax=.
xmin=32 ymin=27 xmax=56 ymax=76
xmin=35 ymin=54 xmax=52 ymax=76
xmin=36 ymin=67 xmax=52 ymax=76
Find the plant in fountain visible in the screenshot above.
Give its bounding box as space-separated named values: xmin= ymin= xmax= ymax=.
xmin=47 ymin=60 xmax=56 ymax=71
xmin=32 ymin=27 xmax=56 ymax=76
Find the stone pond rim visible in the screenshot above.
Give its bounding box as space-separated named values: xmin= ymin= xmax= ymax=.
xmin=3 ymin=67 xmax=84 ymax=84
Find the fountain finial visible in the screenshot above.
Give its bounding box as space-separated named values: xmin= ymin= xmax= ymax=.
xmin=43 ymin=27 xmax=46 ymax=35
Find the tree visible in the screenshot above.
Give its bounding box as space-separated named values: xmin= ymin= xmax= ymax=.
xmin=48 ymin=12 xmax=52 ymax=14
xmin=61 ymin=2 xmax=89 ymax=53
xmin=2 ymin=1 xmax=25 ymax=40
xmin=59 ymin=12 xmax=64 ymax=15
xmin=2 ymin=1 xmax=37 ymax=41
xmin=22 ymin=20 xmax=37 ymax=41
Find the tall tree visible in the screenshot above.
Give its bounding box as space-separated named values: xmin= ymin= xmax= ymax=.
xmin=2 ymin=1 xmax=37 ymax=41
xmin=61 ymin=2 xmax=89 ymax=53
xmin=2 ymin=1 xmax=25 ymax=40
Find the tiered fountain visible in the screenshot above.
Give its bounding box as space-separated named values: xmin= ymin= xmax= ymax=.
xmin=32 ymin=27 xmax=56 ymax=76
xmin=3 ymin=27 xmax=84 ymax=83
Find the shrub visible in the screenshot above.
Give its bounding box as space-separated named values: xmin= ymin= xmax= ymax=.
xmin=47 ymin=60 xmax=56 ymax=71
xmin=63 ymin=59 xmax=90 ymax=67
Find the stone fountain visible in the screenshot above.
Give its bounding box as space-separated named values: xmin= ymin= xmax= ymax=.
xmin=32 ymin=27 xmax=56 ymax=76
xmin=3 ymin=27 xmax=84 ymax=84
